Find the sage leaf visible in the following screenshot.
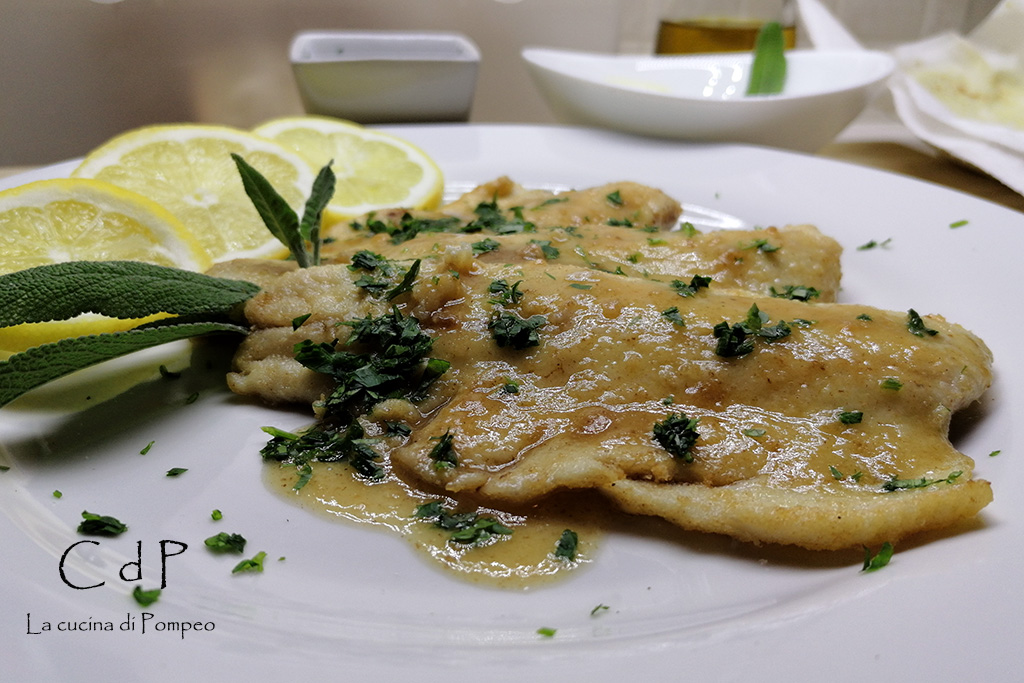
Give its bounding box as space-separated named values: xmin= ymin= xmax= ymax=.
xmin=299 ymin=161 xmax=336 ymax=267
xmin=0 ymin=320 xmax=249 ymax=407
xmin=0 ymin=261 xmax=259 ymax=329
xmin=231 ymin=153 xmax=308 ymax=267
xmin=746 ymin=21 xmax=787 ymax=96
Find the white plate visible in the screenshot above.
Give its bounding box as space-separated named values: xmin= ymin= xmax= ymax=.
xmin=1 ymin=124 xmax=1019 ymax=682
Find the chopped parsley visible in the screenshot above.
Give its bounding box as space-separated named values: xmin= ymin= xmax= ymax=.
xmin=489 ymin=311 xmax=546 ymax=349
xmin=856 ymin=313 xmax=873 ymax=322
xmin=880 ymin=377 xmax=903 ymax=391
xmin=204 ymin=532 xmax=247 ymax=554
xmin=770 ymin=284 xmax=820 ymax=301
xmin=838 ymin=410 xmax=863 ymax=425
xmin=670 ymin=274 xmax=712 ymax=297
xmin=132 ymin=586 xmax=162 ymax=607
xmin=294 ymin=306 xmax=448 ymax=417
xmin=713 ymin=304 xmax=791 ymax=357
xmin=232 ymin=551 xmax=267 ymax=574
xmin=165 ymin=467 xmax=188 ymax=477
xmin=529 ymin=239 xmax=560 ymax=259
xmin=472 ymin=237 xmax=501 ymax=255
xmin=261 ymin=422 xmax=385 ymax=483
xmin=591 ymin=604 xmax=610 ymax=616
xmin=414 ymin=501 xmax=513 ymax=545
xmin=881 ymin=471 xmax=962 ymax=492
xmin=653 ymin=413 xmax=700 ymax=462
xmin=605 ymin=190 xmax=624 ymax=207
xmin=53 ymin=490 xmax=62 ymax=498
xmin=77 ymin=511 xmax=128 ymax=536
xmin=353 ymin=212 xmax=461 ymax=244
xmin=907 ymin=309 xmax=938 ymax=337
xmin=427 ymin=430 xmax=458 ymax=470
xmin=740 ymin=238 xmax=780 ymax=253
xmin=861 ymin=542 xmax=894 ymax=572
xmin=471 ymin=201 xmax=535 ymax=235
xmin=291 ymin=313 xmax=311 ymax=330
xmin=678 ymin=221 xmax=699 ymax=238
xmin=662 ymin=306 xmax=686 ymax=327
xmin=537 ymin=627 xmax=558 ymax=638
xmin=743 ymin=428 xmax=766 ymax=438
xmin=140 ymin=441 xmax=154 ymax=455
xmin=857 ymin=238 xmax=892 ymax=250
xmin=488 ymin=279 xmax=525 ymax=306
xmin=211 ymin=509 xmax=223 ymax=521
xmin=553 ymin=529 xmax=579 ymax=561
xmin=949 ymin=219 xmax=969 ymax=228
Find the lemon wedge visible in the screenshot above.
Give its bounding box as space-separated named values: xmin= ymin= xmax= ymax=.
xmin=0 ymin=177 xmax=206 ymax=353
xmin=252 ymin=116 xmax=444 ymax=219
xmin=72 ymin=124 xmax=316 ymax=262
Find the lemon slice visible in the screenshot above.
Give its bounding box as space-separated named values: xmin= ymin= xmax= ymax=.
xmin=0 ymin=178 xmax=207 ymax=273
xmin=72 ymin=124 xmax=316 ymax=262
xmin=252 ymin=116 xmax=444 ymax=219
xmin=0 ymin=177 xmax=205 ymax=352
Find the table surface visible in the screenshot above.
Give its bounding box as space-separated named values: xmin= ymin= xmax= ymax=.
xmin=2 ymin=109 xmax=1021 ymax=215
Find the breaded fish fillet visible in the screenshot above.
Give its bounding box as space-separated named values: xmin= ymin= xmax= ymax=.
xmin=321 ymin=177 xmax=843 ymax=301
xmin=211 ymin=247 xmax=992 ymax=551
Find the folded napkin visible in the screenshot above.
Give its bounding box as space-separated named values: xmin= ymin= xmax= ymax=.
xmin=888 ymin=0 xmax=1024 ymax=195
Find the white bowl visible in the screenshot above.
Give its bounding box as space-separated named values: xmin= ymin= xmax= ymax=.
xmin=522 ymin=47 xmax=895 ymax=152
xmin=291 ymin=31 xmax=480 ymax=123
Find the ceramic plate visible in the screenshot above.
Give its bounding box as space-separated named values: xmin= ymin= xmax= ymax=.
xmin=1 ymin=125 xmax=1018 ymax=681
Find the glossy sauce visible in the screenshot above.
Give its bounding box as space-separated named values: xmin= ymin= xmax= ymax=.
xmin=265 ymin=458 xmax=610 ymax=589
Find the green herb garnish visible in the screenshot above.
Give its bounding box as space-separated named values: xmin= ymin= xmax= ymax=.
xmin=232 ymin=550 xmax=267 ymax=574
xmin=746 ymin=21 xmax=787 ymax=96
xmin=0 ymin=261 xmax=259 ymax=408
xmin=530 ymin=239 xmax=560 ymax=259
xmin=77 ymin=511 xmax=128 ymax=536
xmin=553 ymin=529 xmax=579 ymax=561
xmin=472 ymin=237 xmax=501 ymax=255
xmin=653 ymin=413 xmax=700 ymax=462
xmin=670 ymin=274 xmax=712 ymax=297
xmin=838 ymin=410 xmax=863 ymax=425
xmin=204 ymin=532 xmax=247 ymax=554
xmin=489 ymin=311 xmax=546 ymax=350
xmin=261 ymin=422 xmax=384 ymax=482
xmin=662 ymin=306 xmax=686 ymax=327
xmin=132 ymin=586 xmax=162 ymax=607
xmin=881 ymin=471 xmax=962 ymax=492
xmin=770 ymin=285 xmax=820 ymax=301
xmin=713 ymin=304 xmax=791 ymax=357
xmin=427 ymin=430 xmax=458 ymax=470
xmin=488 ymin=279 xmax=525 ymax=306
xmin=861 ymin=542 xmax=894 ymax=572
xmin=165 ymin=467 xmax=188 ymax=477
xmin=907 ymin=309 xmax=939 ymax=337
xmin=414 ymin=501 xmax=513 ymax=545
xmin=232 ymin=154 xmax=334 ymax=268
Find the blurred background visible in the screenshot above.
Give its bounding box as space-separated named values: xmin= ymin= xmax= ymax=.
xmin=0 ymin=0 xmax=1003 ymax=165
